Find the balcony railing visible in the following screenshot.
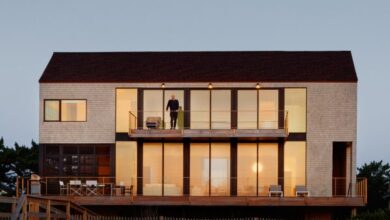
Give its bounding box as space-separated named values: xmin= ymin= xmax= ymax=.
xmin=128 ymin=110 xmax=289 ymax=138
xmin=17 ymin=176 xmax=366 ymax=202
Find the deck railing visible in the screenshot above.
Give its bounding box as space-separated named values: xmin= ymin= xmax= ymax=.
xmin=16 ymin=176 xmax=366 ymax=201
xmin=129 ymin=110 xmax=289 ymax=133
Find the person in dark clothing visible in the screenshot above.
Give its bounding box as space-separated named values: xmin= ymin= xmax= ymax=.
xmin=166 ymin=95 xmax=179 ymax=129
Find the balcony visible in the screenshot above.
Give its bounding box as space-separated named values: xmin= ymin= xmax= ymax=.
xmin=128 ymin=110 xmax=289 ymax=139
xmin=17 ymin=176 xmax=367 ymax=207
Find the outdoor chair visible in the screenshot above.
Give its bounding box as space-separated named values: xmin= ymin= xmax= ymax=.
xmin=69 ymin=180 xmax=82 ymax=196
xmin=59 ymin=180 xmax=68 ymax=195
xmin=295 ymin=185 xmax=310 ymax=197
xmin=268 ymin=185 xmax=283 ymax=197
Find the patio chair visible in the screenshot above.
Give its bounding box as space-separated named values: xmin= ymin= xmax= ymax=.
xmin=295 ymin=185 xmax=310 ymax=197
xmin=86 ymin=180 xmax=98 ymax=196
xmin=69 ymin=180 xmax=82 ymax=196
xmin=268 ymin=185 xmax=283 ymax=197
xmin=59 ymin=180 xmax=68 ymax=195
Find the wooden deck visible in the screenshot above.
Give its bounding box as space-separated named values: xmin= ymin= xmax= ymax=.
xmin=129 ymin=129 xmax=287 ymax=139
xmin=44 ymin=196 xmax=365 ymax=207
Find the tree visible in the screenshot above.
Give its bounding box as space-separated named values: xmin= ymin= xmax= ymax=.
xmin=357 ymin=160 xmax=390 ymax=210
xmin=0 ymin=137 xmax=39 ymax=196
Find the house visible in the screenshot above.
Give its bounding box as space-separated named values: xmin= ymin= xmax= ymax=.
xmin=37 ymin=51 xmax=365 ymax=219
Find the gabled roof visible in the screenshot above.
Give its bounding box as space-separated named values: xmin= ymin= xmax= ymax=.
xmin=39 ymin=51 xmax=358 ymax=83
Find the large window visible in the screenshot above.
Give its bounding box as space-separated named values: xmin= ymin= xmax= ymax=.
xmin=190 ymin=143 xmax=209 ymax=195
xmin=143 ymin=143 xmax=163 ymax=195
xmin=143 ymin=90 xmax=163 ymax=129
xmin=43 ymin=145 xmax=111 ymax=176
xmin=258 ymin=90 xmax=278 ymax=129
xmin=211 ymin=90 xmax=231 ymax=129
xmin=237 ymin=143 xmax=278 ymax=196
xmin=237 ymin=143 xmax=257 ymax=196
xmin=258 ymin=143 xmax=278 ymax=196
xmin=284 ymin=141 xmax=306 ymax=197
xmin=143 ymin=143 xmax=183 ymax=196
xmin=116 ymin=142 xmax=137 ymax=189
xmin=190 ymin=91 xmax=210 ymax=129
xmin=164 ymin=143 xmax=183 ymax=196
xmin=116 ymin=89 xmax=138 ymax=132
xmin=164 ymin=90 xmax=184 ymax=129
xmin=190 ymin=143 xmax=230 ymax=196
xmin=285 ymin=89 xmax=306 ymax=132
xmin=237 ymin=91 xmax=257 ymax=129
xmin=210 ymin=143 xmax=230 ymax=195
xmin=44 ymin=100 xmax=87 ymax=122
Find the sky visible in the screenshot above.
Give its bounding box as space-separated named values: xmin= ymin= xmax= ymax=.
xmin=0 ymin=1 xmax=389 ymax=166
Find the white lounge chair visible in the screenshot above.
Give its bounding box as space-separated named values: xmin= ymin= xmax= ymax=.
xmin=295 ymin=185 xmax=309 ymax=197
xmin=268 ymin=185 xmax=283 ymax=197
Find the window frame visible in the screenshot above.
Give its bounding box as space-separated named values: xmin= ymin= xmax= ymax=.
xmin=44 ymin=99 xmax=87 ymax=122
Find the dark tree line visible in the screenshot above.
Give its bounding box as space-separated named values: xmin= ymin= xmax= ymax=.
xmin=0 ymin=137 xmax=39 ymax=196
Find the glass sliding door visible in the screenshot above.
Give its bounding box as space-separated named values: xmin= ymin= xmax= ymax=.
xmin=211 ymin=90 xmax=231 ymax=129
xmin=237 ymin=143 xmax=257 ymax=196
xmin=164 ymin=90 xmax=184 ymax=130
xmin=284 ymin=141 xmax=306 ymax=197
xmin=210 ymin=143 xmax=230 ymax=195
xmin=116 ymin=142 xmax=137 ymax=190
xmin=164 ymin=143 xmax=183 ymax=196
xmin=258 ymin=90 xmax=278 ymax=129
xmin=190 ymin=90 xmax=210 ymax=129
xmin=144 ymin=90 xmax=163 ymax=129
xmin=258 ymin=143 xmax=278 ymax=196
xmin=190 ymin=143 xmax=210 ymax=196
xmin=237 ymin=90 xmax=257 ymax=129
xmin=143 ymin=143 xmax=163 ymax=196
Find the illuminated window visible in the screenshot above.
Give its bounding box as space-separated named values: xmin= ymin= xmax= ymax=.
xmin=237 ymin=91 xmax=257 ymax=129
xmin=190 ymin=91 xmax=210 ymax=129
xmin=258 ymin=143 xmax=278 ymax=196
xmin=211 ymin=90 xmax=231 ymax=129
xmin=237 ymin=143 xmax=257 ymax=196
xmin=210 ymin=143 xmax=230 ymax=195
xmin=259 ymin=90 xmax=278 ymax=129
xmin=164 ymin=143 xmax=183 ymax=196
xmin=143 ymin=143 xmax=163 ymax=196
xmin=190 ymin=143 xmax=209 ymax=195
xmin=285 ymin=89 xmax=306 ymax=132
xmin=116 ymin=142 xmax=137 ymax=189
xmin=116 ymin=89 xmax=137 ymax=132
xmin=61 ymin=100 xmax=87 ymax=121
xmin=284 ymin=141 xmax=306 ymax=197
xmin=44 ymin=100 xmax=87 ymax=122
xmin=143 ymin=90 xmax=163 ymax=129
xmin=44 ymin=100 xmax=60 ymax=121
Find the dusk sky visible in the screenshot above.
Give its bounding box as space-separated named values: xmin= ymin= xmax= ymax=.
xmin=0 ymin=1 xmax=389 ymax=166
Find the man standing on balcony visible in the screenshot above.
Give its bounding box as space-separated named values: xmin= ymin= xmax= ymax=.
xmin=166 ymin=94 xmax=179 ymax=129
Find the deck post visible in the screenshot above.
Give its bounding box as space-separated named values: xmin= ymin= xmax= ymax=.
xmin=46 ymin=200 xmax=51 ymax=220
xmin=66 ymin=202 xmax=71 ymax=220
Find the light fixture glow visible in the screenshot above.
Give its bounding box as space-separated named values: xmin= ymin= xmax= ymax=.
xmin=256 ymin=83 xmax=261 ymax=89
xmin=208 ymin=83 xmax=213 ymax=89
xmin=252 ymin=162 xmax=263 ymax=173
xmin=161 ymin=83 xmax=165 ymax=88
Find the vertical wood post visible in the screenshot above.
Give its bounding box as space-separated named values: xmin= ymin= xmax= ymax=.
xmin=22 ymin=198 xmax=27 ymax=220
xmin=46 ymin=200 xmax=51 ymax=220
xmin=66 ymin=202 xmax=71 ymax=220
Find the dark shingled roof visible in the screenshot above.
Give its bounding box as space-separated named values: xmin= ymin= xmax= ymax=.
xmin=39 ymin=51 xmax=358 ymax=83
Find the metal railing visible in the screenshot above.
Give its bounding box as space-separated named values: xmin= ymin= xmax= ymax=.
xmin=129 ymin=110 xmax=288 ymax=132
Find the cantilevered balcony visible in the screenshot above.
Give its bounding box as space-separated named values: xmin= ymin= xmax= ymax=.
xmin=128 ymin=110 xmax=289 ymax=139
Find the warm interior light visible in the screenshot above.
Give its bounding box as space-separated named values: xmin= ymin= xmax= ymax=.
xmin=256 ymin=83 xmax=261 ymax=89
xmin=252 ymin=162 xmax=263 ymax=173
xmin=208 ymin=83 xmax=213 ymax=89
xmin=161 ymin=83 xmax=165 ymax=88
